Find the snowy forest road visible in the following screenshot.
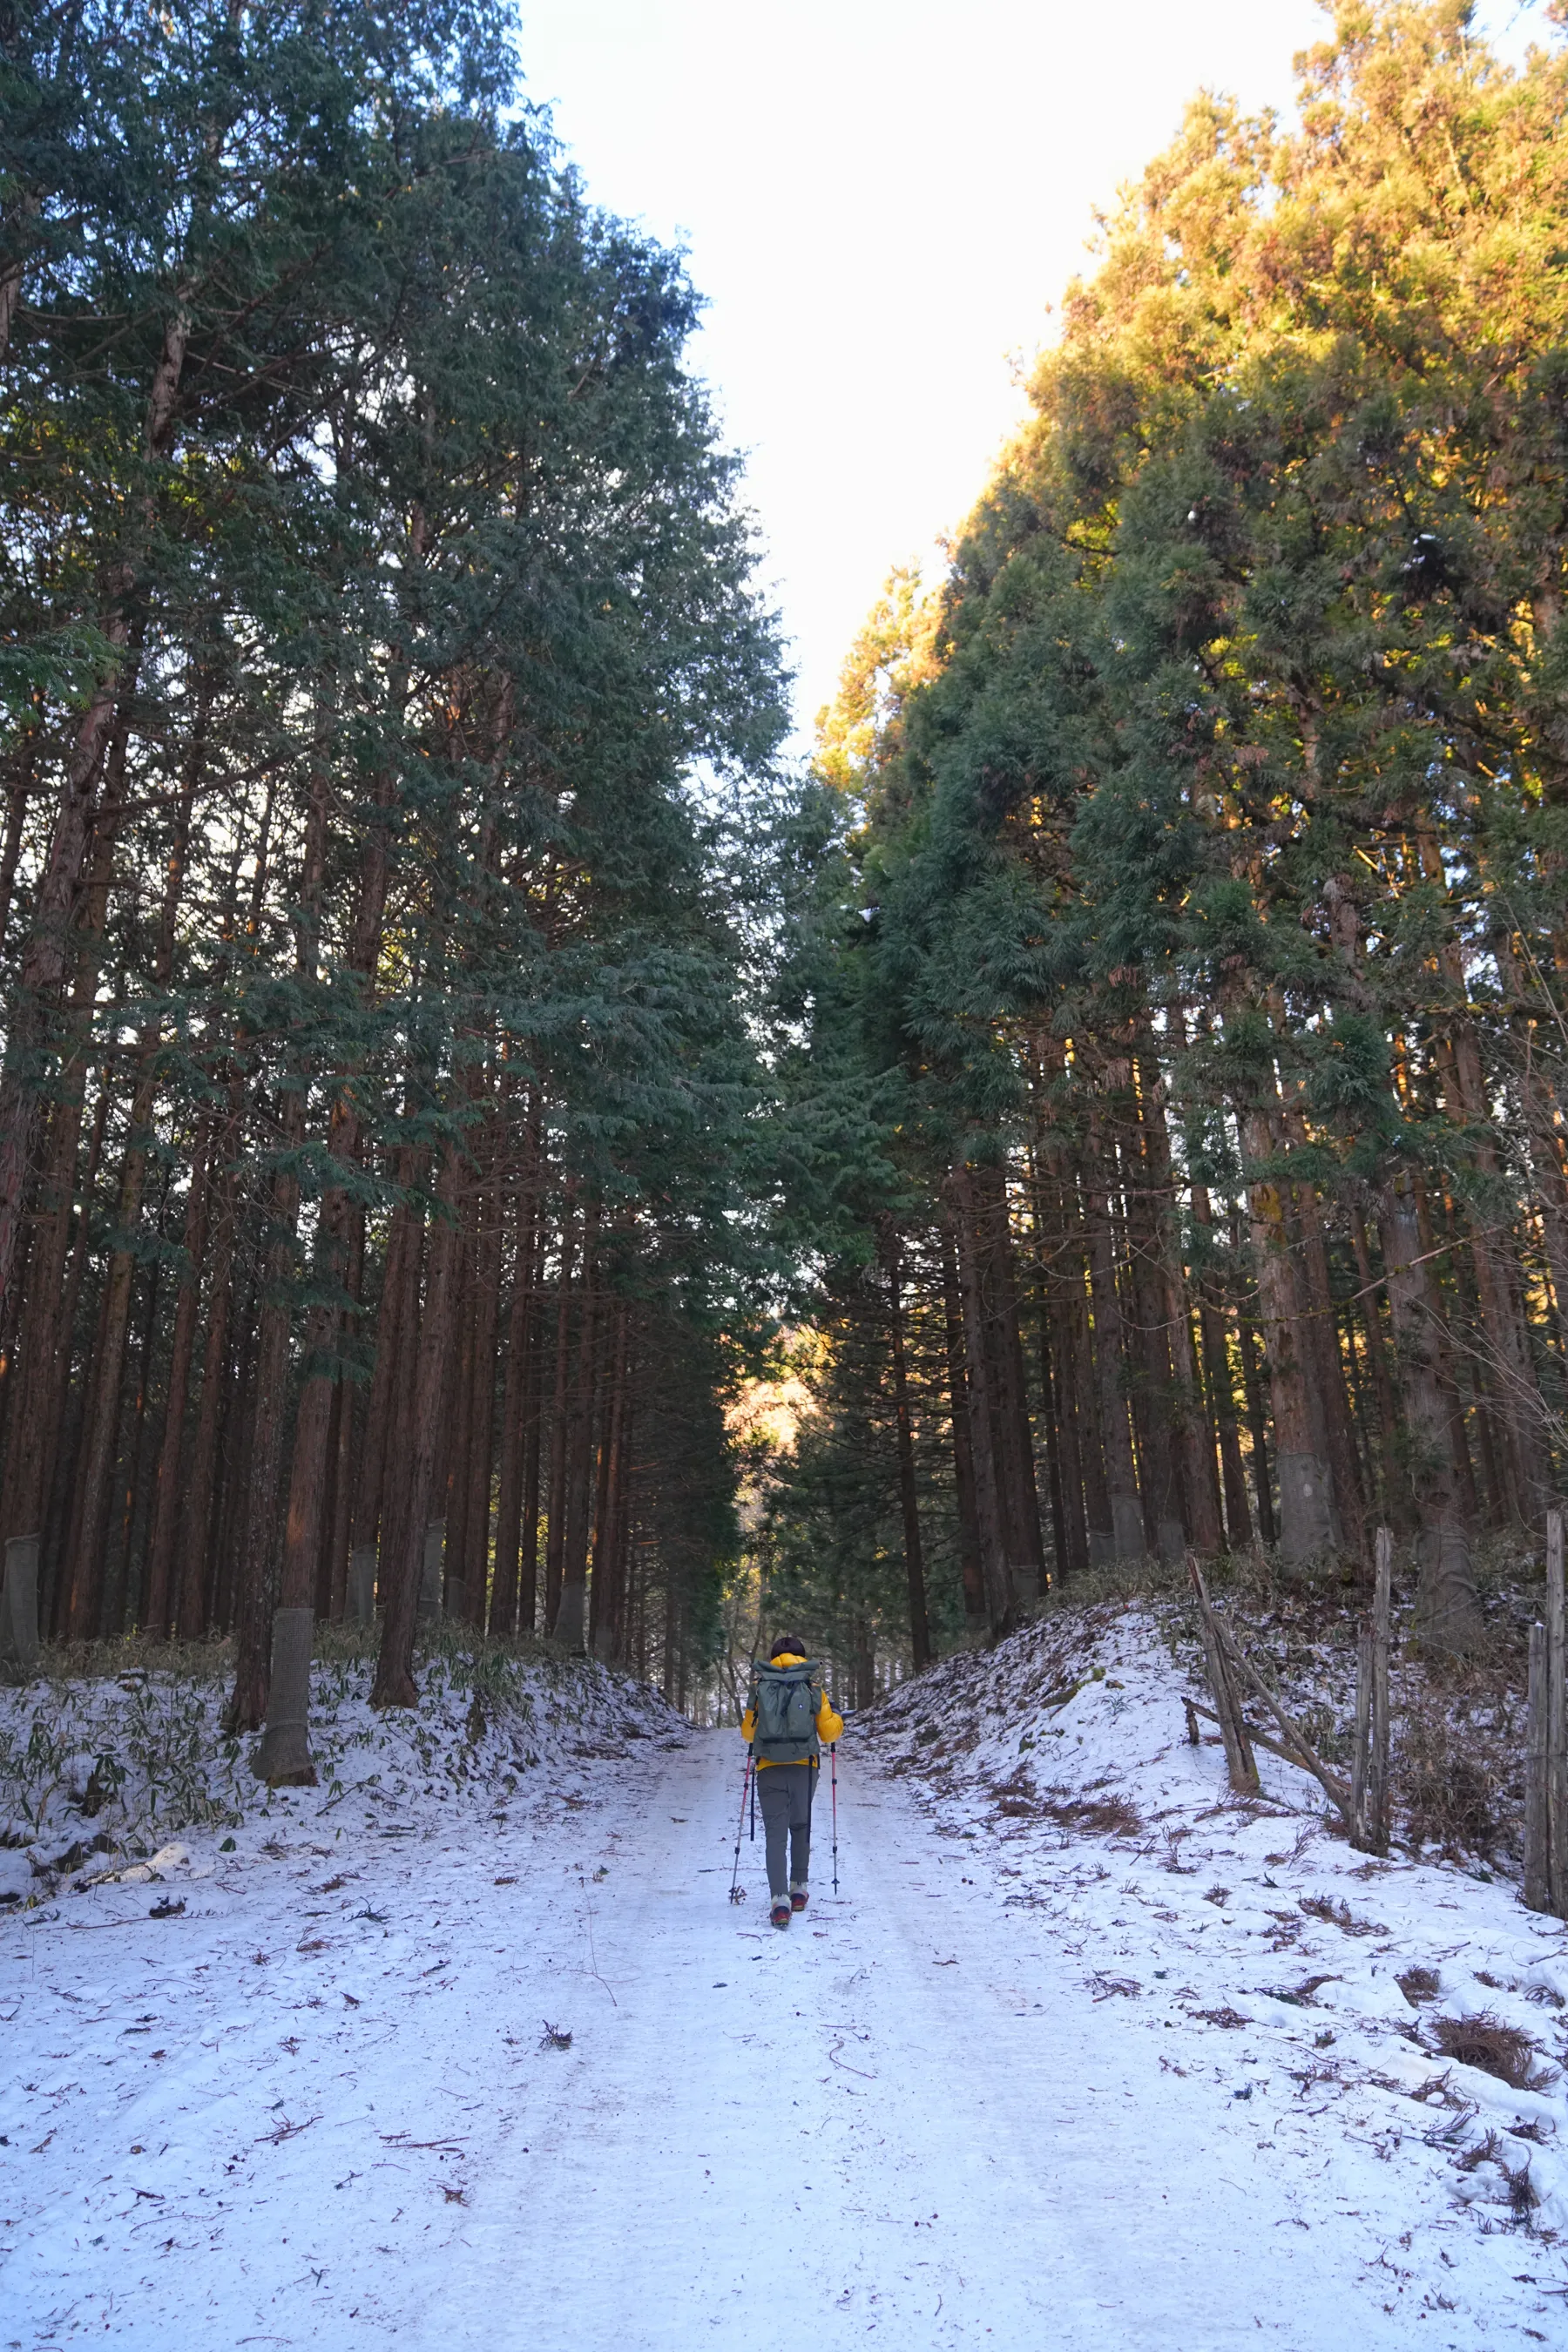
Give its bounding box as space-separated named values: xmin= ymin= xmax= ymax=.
xmin=2 ymin=1722 xmax=1479 ymax=2348
xmin=480 ymin=1735 xmax=1418 ymax=2351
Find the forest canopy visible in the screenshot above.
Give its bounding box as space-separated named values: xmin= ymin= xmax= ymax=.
xmin=758 ymin=0 xmax=1568 ymax=1693
xmin=4 ymin=0 xmax=1568 ymax=1746
xmin=0 ymin=0 xmax=794 ymax=1762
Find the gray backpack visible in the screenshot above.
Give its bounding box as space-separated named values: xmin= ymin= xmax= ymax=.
xmin=751 ymin=1661 xmax=820 ymax=1764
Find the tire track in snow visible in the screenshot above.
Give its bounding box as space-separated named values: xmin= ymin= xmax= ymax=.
xmin=447 ymin=1735 xmax=1421 ymax=2349
xmin=3 ymin=1721 xmax=1498 ymax=2345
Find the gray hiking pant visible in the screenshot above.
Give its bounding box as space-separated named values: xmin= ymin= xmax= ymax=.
xmin=756 ymin=1763 xmax=815 ymax=1899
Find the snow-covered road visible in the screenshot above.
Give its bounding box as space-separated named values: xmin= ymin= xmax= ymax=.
xmin=9 ymin=1685 xmax=1556 ymax=2349
xmin=491 ymin=1738 xmax=1410 ymax=2350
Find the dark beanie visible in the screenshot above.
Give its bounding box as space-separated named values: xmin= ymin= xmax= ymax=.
xmin=769 ymin=1632 xmax=806 ymax=1659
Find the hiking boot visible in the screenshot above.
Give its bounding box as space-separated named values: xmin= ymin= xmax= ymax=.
xmin=790 ymin=1888 xmax=808 ymax=1913
xmin=770 ymin=1900 xmax=793 ymax=1930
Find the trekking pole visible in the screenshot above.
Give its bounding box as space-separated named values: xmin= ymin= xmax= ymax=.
xmin=830 ymin=1741 xmax=839 ymax=1894
xmin=729 ymin=1749 xmax=753 ymax=1903
xmin=749 ymin=1746 xmax=757 ymax=1841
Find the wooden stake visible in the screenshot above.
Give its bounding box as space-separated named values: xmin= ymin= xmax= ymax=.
xmin=1524 ymin=1619 xmax=1551 ymax=1913
xmin=1189 ymin=1558 xmax=1260 ymax=1797
xmin=1186 ymin=1694 xmax=1321 ymax=1776
xmin=1351 ymin=1618 xmax=1375 ymax=1846
xmin=1216 ymin=1620 xmax=1354 ymax=1821
xmin=1370 ymin=1525 xmax=1391 ymax=1852
xmin=1352 ymin=1528 xmax=1392 ymax=1855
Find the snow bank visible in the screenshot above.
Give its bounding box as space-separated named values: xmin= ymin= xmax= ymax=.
xmin=0 ymin=1644 xmax=686 ymax=1900
xmin=848 ymin=1599 xmax=1568 ymax=2243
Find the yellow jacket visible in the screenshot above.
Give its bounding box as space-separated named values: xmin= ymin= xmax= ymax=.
xmin=741 ymin=1654 xmax=843 ymax=1767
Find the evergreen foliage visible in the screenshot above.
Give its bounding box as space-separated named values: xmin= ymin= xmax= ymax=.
xmin=0 ymin=0 xmax=789 ymax=1747
xmin=762 ymin=2 xmax=1568 ymax=1687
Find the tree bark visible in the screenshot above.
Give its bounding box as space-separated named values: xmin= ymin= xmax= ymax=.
xmin=143 ymin=1119 xmax=212 ymax=1634
xmin=544 ymin=1193 xmax=577 ymax=1633
xmin=226 ymin=1127 xmax=304 ymax=1736
xmin=351 ymin=1159 xmax=420 ymax=1571
xmin=1379 ymin=1160 xmax=1482 ymax=1651
xmin=590 ymin=1304 xmax=630 ymax=1663
xmin=881 ymin=1224 xmax=932 ymax=1669
xmin=948 ymin=1163 xmax=1015 ymax=1632
xmin=1084 ymin=1132 xmax=1143 ymax=1563
xmin=1289 ymin=1150 xmax=1367 ymax=1561
xmin=1 ymin=814 xmax=132 ymax=1592
xmin=0 ymin=616 xmax=134 ymax=1316
xmin=1190 ymin=1185 xmax=1250 ymax=1547
xmin=556 ymin=1203 xmax=600 ymax=1654
xmin=173 ymin=1123 xmax=241 ymax=1639
xmin=490 ymin=1110 xmax=539 ymax=1636
xmin=373 ymin=1143 xmax=464 ymax=1708
xmin=974 ymin=1159 xmax=1045 ymax=1605
xmin=937 ymin=1213 xmax=987 ymax=1631
xmin=64 ymin=722 xmax=198 ymax=1635
xmin=1241 ymin=1105 xmax=1336 ymax=1561
xmin=458 ymin=1137 xmax=503 ymax=1624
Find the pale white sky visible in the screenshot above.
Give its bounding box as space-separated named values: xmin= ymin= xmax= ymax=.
xmin=515 ymin=1 xmax=1553 ymax=744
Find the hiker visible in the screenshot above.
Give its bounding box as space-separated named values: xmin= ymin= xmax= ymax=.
xmin=740 ymin=1635 xmax=843 ymax=1930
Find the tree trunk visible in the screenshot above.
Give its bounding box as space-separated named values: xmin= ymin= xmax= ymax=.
xmin=1241 ymin=1105 xmax=1336 ymax=1561
xmin=975 ymin=1160 xmax=1045 ymax=1605
xmin=0 ymin=708 xmax=40 ymax=959
xmin=174 ymin=1133 xmax=240 ymax=1639
xmin=226 ymin=1137 xmax=304 ymax=1737
xmin=591 ymin=1305 xmax=630 ymax=1663
xmin=373 ymin=1144 xmax=465 ymax=1708
xmin=1234 ymin=1283 xmax=1277 ymax=1546
xmin=937 ymin=1214 xmax=987 ymax=1631
xmin=459 ymin=1144 xmax=503 ymax=1625
xmin=143 ymin=1119 xmax=213 ymax=1634
xmin=352 ymin=1161 xmax=420 ymax=1571
xmin=1379 ymin=1161 xmax=1482 ymax=1651
xmin=544 ymin=1194 xmax=577 ymax=1633
xmin=882 ymin=1224 xmax=932 ymax=1669
xmin=1190 ymin=1186 xmax=1249 ymax=1547
xmin=0 ymin=617 xmax=134 ymax=1316
xmin=948 ymin=1164 xmax=1014 ymax=1632
xmin=1290 ymin=1154 xmax=1367 ymax=1562
xmin=1084 ymin=1139 xmax=1143 ymax=1563
xmin=556 ymin=1204 xmax=600 ymax=1655
xmin=490 ymin=1119 xmax=538 ymax=1637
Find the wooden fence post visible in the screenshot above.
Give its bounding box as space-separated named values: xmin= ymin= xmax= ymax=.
xmin=1351 ymin=1527 xmax=1392 ymax=1855
xmin=1524 ymin=1619 xmax=1551 ymax=1912
xmin=1189 ymin=1558 xmax=1260 ymax=1798
xmin=0 ymin=1533 xmax=40 ymax=1677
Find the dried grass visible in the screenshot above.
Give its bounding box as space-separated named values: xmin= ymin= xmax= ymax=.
xmin=1265 ymin=1972 xmax=1339 ymax=2008
xmin=1397 ymin=1692 xmax=1508 ymax=1861
xmin=1456 ymin=2127 xmax=1541 ymax=2226
xmin=1041 ymin=1791 xmax=1144 ymax=1839
xmin=985 ymin=1765 xmax=1142 ymax=1840
xmin=1299 ymin=1894 xmax=1388 ymax=1937
xmin=1397 ymin=1964 xmax=1441 ymax=2008
xmin=1087 ymin=1972 xmax=1142 ymax=2001
xmin=1428 ymin=2012 xmax=1553 ymax=2092
xmin=1503 ymin=2157 xmax=1541 ymax=2224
